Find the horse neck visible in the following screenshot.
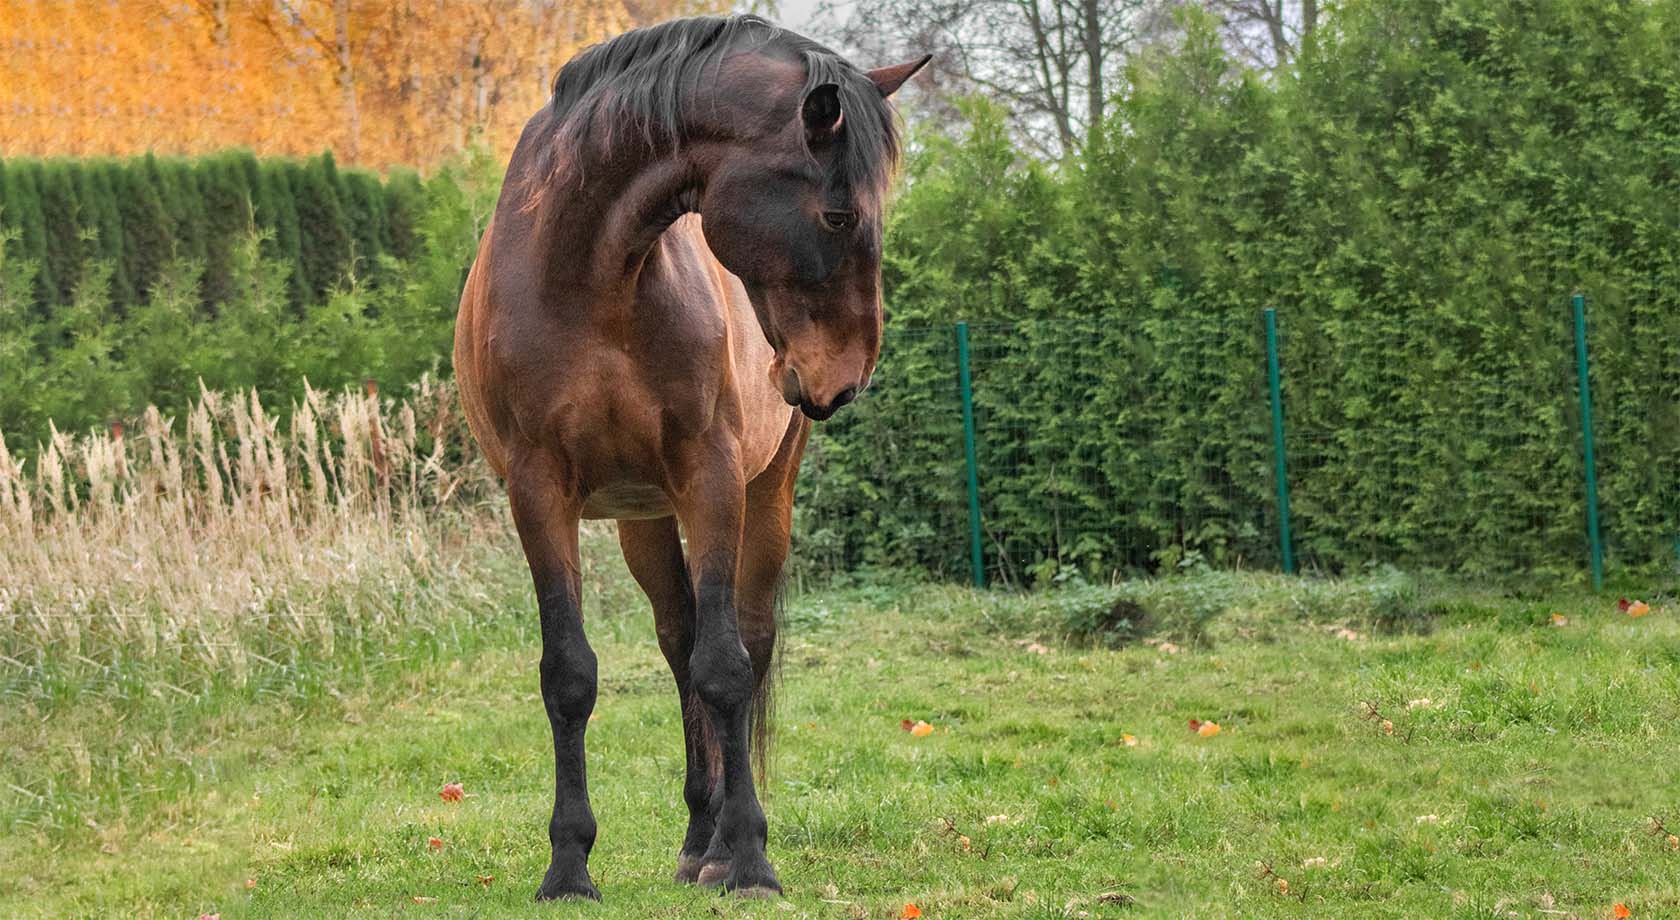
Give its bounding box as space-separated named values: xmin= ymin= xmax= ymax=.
xmin=528 ymin=136 xmax=713 ymax=300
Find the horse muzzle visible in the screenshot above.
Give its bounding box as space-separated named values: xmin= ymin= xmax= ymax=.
xmin=779 ymin=365 xmax=858 ymax=421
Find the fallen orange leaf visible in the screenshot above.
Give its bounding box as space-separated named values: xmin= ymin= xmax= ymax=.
xmin=1628 ymin=601 xmax=1651 ymax=617
xmin=901 ymin=904 xmax=922 ymax=919
xmin=245 ymin=878 xmax=257 ymax=889
xmin=427 ymin=836 xmax=443 ymax=851
xmin=1613 ymin=903 xmax=1631 ymax=919
xmin=439 ymin=783 xmax=464 ymax=802
xmin=909 ymin=720 xmax=934 ymax=737
xmin=1121 ymin=733 xmax=1139 ymax=747
xmin=1197 ymin=721 xmax=1222 ymax=737
xmin=1550 ymin=613 xmax=1569 ymax=627
xmin=1667 ymin=833 xmax=1679 ymax=851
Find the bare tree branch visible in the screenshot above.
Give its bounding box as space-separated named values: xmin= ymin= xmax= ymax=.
xmin=819 ymin=0 xmax=1168 ymax=158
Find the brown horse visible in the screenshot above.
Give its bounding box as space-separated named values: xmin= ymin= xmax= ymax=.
xmin=453 ymin=15 xmax=927 ymax=901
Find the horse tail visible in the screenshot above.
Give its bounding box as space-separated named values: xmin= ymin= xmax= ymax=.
xmin=749 ymin=583 xmax=783 ymax=785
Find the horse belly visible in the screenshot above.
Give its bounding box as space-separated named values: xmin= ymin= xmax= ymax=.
xmin=580 ymin=481 xmax=675 ymax=520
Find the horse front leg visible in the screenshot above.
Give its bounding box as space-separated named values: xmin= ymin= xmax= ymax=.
xmin=675 ymin=455 xmax=782 ymax=897
xmin=617 ymin=516 xmax=719 ymax=883
xmin=507 ymin=452 xmax=600 ymax=901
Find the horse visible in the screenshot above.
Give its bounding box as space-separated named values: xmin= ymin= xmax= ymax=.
xmin=452 ymin=15 xmax=928 ymax=901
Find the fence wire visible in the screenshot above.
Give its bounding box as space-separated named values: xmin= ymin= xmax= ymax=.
xmin=793 ymin=304 xmax=1680 ymax=587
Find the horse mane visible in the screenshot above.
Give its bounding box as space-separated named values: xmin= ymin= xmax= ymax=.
xmin=529 ymin=15 xmax=901 ymax=220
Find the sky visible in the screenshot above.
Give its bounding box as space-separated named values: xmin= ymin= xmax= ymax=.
xmin=758 ymin=0 xmax=848 ymax=45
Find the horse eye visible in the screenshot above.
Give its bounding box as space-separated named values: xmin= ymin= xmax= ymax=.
xmin=821 ymin=210 xmax=856 ymax=231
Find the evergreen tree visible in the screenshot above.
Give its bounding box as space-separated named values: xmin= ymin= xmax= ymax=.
xmin=292 ymin=153 xmax=352 ymax=304
xmin=337 ymin=169 xmax=390 ymax=282
xmin=90 ymin=162 xmax=136 ymax=307
xmin=37 ymin=161 xmax=85 ymax=307
xmin=383 ymin=168 xmax=426 ymax=262
xmin=1 ymin=161 xmax=53 ymax=312
xmin=253 ymin=160 xmax=305 ymax=308
xmin=117 ymin=155 xmax=175 ymax=305
xmin=156 ymin=156 xmax=207 ymax=272
xmin=197 ymin=153 xmax=254 ymax=308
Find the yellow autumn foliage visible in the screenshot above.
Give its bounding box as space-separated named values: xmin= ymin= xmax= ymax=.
xmin=0 ymin=0 xmax=722 ymax=169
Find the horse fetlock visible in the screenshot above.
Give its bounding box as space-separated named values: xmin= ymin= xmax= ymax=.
xmin=549 ymin=809 xmax=598 ymax=852
xmin=720 ymin=807 xmax=768 ymax=848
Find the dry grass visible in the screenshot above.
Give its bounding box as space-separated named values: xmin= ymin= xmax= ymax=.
xmin=0 ymin=375 xmax=511 ymax=679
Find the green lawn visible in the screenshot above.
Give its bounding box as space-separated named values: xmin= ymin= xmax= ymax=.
xmin=5 ymin=566 xmax=1679 ymax=919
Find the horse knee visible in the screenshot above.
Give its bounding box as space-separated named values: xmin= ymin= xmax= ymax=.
xmin=540 ymin=642 xmax=598 ymax=720
xmin=689 ymin=637 xmax=753 ymax=712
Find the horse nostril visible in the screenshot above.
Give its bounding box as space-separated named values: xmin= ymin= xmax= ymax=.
xmin=780 ymin=366 xmax=803 ymax=407
xmin=831 ymin=386 xmax=857 ymax=411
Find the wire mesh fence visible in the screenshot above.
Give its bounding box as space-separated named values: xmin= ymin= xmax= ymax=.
xmin=792 ymin=298 xmax=1680 ymax=587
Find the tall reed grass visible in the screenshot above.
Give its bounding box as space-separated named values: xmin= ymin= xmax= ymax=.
xmin=0 ymin=375 xmax=518 ymax=688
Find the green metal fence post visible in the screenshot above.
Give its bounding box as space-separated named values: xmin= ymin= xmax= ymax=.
xmin=955 ymin=322 xmax=986 ymax=588
xmin=1264 ymin=309 xmax=1296 ymax=574
xmin=1572 ymin=293 xmax=1605 ymax=591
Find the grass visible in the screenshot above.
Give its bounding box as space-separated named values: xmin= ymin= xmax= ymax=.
xmin=5 ymin=562 xmax=1679 ymax=919
xmin=5 ymin=383 xmax=1679 ymax=918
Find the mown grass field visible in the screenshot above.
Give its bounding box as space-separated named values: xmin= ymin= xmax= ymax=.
xmin=6 ymin=529 xmax=1679 ymax=919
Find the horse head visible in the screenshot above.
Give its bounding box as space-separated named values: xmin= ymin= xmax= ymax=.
xmin=696 ymin=48 xmax=929 ymax=420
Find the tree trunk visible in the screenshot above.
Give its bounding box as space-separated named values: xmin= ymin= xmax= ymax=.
xmin=333 ymin=0 xmax=361 ymax=163
xmin=1263 ymin=0 xmax=1290 ymax=63
xmin=211 ymin=0 xmax=229 ymax=47
xmin=1082 ymin=0 xmax=1102 ymax=137
xmin=469 ymin=36 xmax=487 ymax=134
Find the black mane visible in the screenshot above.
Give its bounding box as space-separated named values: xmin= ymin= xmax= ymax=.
xmin=536 ymin=15 xmax=900 ymax=216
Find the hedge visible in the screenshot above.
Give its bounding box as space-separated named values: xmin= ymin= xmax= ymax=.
xmin=0 ymin=147 xmax=500 ymax=450
xmin=793 ymin=0 xmax=1680 ymax=583
xmin=0 ymin=151 xmax=428 ymax=315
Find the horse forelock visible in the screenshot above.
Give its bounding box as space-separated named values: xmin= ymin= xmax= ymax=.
xmin=796 ymin=48 xmax=901 ymax=225
xmin=526 ymin=15 xmax=900 ymax=220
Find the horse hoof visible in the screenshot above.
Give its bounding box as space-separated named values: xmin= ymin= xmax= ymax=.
xmin=723 ymin=860 xmax=781 ymax=897
xmin=674 ymin=853 xmax=707 ymax=884
xmin=695 ymin=861 xmax=731 ymax=888
xmin=534 ymin=868 xmax=601 ymax=901
xmin=534 ymin=883 xmax=601 ymax=902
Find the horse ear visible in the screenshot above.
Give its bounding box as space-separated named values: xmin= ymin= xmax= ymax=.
xmin=866 ymin=54 xmax=932 ymax=99
xmin=802 ymin=82 xmax=844 ymax=145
